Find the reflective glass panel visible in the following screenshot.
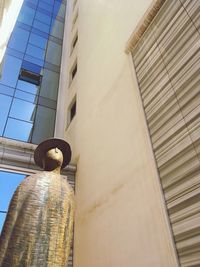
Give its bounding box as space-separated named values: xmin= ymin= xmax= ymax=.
xmin=38 ymin=1 xmax=53 ymax=12
xmin=44 ymin=61 xmax=60 ymax=73
xmin=31 ymin=28 xmax=49 ymax=39
xmin=8 ymin=27 xmax=29 ymax=53
xmin=53 ymin=2 xmax=65 ymax=19
xmin=15 ymin=90 xmax=38 ymax=103
xmin=29 ymin=33 xmax=48 ymax=50
xmin=9 ymin=98 xmax=36 ymax=122
xmin=16 ymin=21 xmax=31 ymax=32
xmin=6 ymin=47 xmax=24 ymax=60
xmin=26 ymin=44 xmax=45 ymax=60
xmin=33 ymin=20 xmax=50 ymax=34
xmin=31 ymin=105 xmax=55 ymax=144
xmin=35 ymin=11 xmax=51 ymax=25
xmin=4 ymin=118 xmax=33 ymax=142
xmin=0 ymin=55 xmax=22 ymax=87
xmin=17 ymin=80 xmax=39 ymax=95
xmin=24 ymin=54 xmax=44 ymax=67
xmin=42 ymin=0 xmax=54 ymax=5
xmin=0 ymin=84 xmax=15 ymax=97
xmin=18 ymin=5 xmax=35 ymax=26
xmin=25 ymin=0 xmax=39 ymax=6
xmin=50 ymin=19 xmax=64 ymax=39
xmin=38 ymin=96 xmax=56 ymax=109
xmin=40 ymin=68 xmax=59 ymax=100
xmin=22 ymin=61 xmax=42 ymax=75
xmin=0 ymin=94 xmax=12 ymax=135
xmin=46 ymin=41 xmax=61 ymax=66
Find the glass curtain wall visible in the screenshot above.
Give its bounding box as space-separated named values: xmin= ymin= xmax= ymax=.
xmin=0 ymin=0 xmax=66 ymax=144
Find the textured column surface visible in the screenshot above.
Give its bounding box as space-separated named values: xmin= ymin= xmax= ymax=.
xmin=0 ymin=171 xmax=74 ymax=267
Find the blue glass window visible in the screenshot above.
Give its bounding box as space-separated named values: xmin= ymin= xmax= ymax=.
xmin=4 ymin=118 xmax=33 ymax=142
xmin=31 ymin=27 xmax=49 ymax=39
xmin=0 ymin=55 xmax=22 ymax=88
xmin=50 ymin=19 xmax=64 ymax=39
xmin=29 ymin=33 xmax=48 ymax=50
xmin=35 ymin=11 xmax=52 ymax=25
xmin=0 ymin=171 xmax=26 ymax=232
xmin=16 ymin=21 xmax=31 ymax=32
xmin=9 ymin=98 xmax=36 ymax=122
xmin=22 ymin=61 xmax=42 ymax=75
xmin=24 ymin=0 xmax=39 ymax=6
xmin=18 ymin=5 xmax=35 ymax=26
xmin=42 ymin=0 xmax=54 ymax=5
xmin=40 ymin=68 xmax=59 ymax=101
xmin=38 ymin=1 xmax=53 ymax=12
xmin=6 ymin=47 xmax=24 ymax=60
xmin=38 ymin=96 xmax=56 ymax=109
xmin=8 ymin=27 xmax=30 ymax=53
xmin=33 ymin=20 xmax=50 ymax=34
xmin=46 ymin=41 xmax=61 ymax=66
xmin=53 ymin=2 xmax=65 ymax=19
xmin=24 ymin=54 xmax=44 ymax=67
xmin=0 ymin=94 xmax=12 ymax=135
xmin=26 ymin=44 xmax=45 ymax=60
xmin=17 ymin=80 xmax=39 ymax=95
xmin=44 ymin=61 xmax=60 ymax=73
xmin=0 ymin=84 xmax=15 ymax=97
xmin=31 ymin=105 xmax=56 ymax=144
xmin=15 ymin=90 xmax=38 ymax=103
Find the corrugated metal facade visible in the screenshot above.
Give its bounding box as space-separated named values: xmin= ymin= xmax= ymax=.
xmin=132 ymin=0 xmax=200 ymax=266
xmin=67 ymin=169 xmax=75 ymax=267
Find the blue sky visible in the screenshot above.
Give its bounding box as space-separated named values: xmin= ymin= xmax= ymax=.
xmin=0 ymin=171 xmax=25 ymax=232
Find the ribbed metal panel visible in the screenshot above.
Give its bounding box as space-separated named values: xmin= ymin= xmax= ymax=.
xmin=132 ymin=0 xmax=200 ymax=266
xmin=67 ymin=175 xmax=75 ymax=267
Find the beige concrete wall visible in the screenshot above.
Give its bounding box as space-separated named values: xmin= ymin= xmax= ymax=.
xmin=0 ymin=0 xmax=23 ymax=66
xmin=62 ymin=0 xmax=179 ymax=266
xmin=0 ymin=0 xmax=6 ymax=25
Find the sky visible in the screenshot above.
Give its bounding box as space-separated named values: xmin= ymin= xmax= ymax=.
xmin=0 ymin=171 xmax=25 ymax=233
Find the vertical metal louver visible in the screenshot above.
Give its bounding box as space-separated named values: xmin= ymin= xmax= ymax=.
xmin=132 ymin=0 xmax=200 ymax=266
xmin=66 ymin=170 xmax=76 ymax=267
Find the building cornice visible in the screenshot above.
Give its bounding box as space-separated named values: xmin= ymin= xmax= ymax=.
xmin=125 ymin=0 xmax=166 ymax=54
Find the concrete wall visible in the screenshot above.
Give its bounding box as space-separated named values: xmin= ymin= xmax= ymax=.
xmin=0 ymin=0 xmax=23 ymax=65
xmin=61 ymin=0 xmax=179 ymax=266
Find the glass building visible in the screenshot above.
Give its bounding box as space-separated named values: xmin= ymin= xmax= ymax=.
xmin=0 ymin=0 xmax=66 ymax=144
xmin=0 ymin=4 xmax=75 ymax=266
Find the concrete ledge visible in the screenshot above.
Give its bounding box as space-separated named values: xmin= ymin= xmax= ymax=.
xmin=0 ymin=137 xmax=76 ymax=177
